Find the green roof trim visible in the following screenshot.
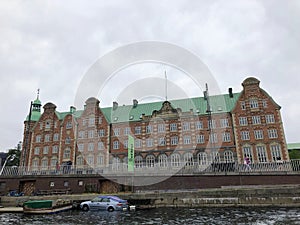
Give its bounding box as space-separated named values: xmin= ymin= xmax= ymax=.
xmin=287 ymin=143 xmax=300 ymax=150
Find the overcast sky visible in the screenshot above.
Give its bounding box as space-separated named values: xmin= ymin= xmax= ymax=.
xmin=0 ymin=0 xmax=299 ymax=151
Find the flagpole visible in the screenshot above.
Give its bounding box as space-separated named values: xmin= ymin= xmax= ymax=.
xmin=165 ymin=70 xmax=168 ymax=101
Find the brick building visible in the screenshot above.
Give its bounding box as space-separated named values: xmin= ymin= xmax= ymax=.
xmin=20 ymin=77 xmax=289 ymax=171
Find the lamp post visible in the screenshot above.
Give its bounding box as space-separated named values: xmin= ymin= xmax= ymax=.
xmin=0 ymin=154 xmax=16 ymax=175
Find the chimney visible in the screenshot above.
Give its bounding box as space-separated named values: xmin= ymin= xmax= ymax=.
xmin=113 ymin=101 xmax=118 ymax=110
xmin=70 ymin=106 xmax=76 ymax=114
xmin=133 ymin=99 xmax=138 ymax=108
xmin=228 ymin=88 xmax=233 ymax=98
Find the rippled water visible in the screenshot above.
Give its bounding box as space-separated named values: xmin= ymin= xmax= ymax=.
xmin=1 ymin=207 xmax=300 ymax=225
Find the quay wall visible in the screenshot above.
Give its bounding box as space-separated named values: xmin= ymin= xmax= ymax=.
xmin=1 ymin=185 xmax=300 ymax=208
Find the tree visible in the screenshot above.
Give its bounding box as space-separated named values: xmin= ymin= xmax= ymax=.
xmin=6 ymin=141 xmax=21 ymax=167
xmin=289 ymin=149 xmax=300 ymax=160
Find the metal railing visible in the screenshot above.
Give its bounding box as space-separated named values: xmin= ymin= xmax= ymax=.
xmin=1 ymin=160 xmax=300 ymax=177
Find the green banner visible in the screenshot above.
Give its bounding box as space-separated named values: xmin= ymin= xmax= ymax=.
xmin=128 ymin=135 xmax=134 ymax=172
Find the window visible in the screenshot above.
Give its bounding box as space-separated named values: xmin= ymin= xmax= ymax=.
xmin=195 ymin=121 xmax=203 ymax=130
xmin=184 ymin=153 xmax=194 ymax=166
xmin=45 ymin=120 xmax=51 ymax=129
xmin=43 ymin=146 xmax=49 ymax=154
xmin=220 ymin=119 xmax=229 ymax=128
xmin=254 ymin=130 xmax=264 ymax=139
xmin=208 ymin=120 xmax=216 ymax=129
xmin=124 ymin=127 xmax=130 ymax=135
xmin=262 ymin=100 xmax=268 ymax=108
xmin=98 ymin=129 xmax=105 ymax=137
xmin=135 ymin=156 xmax=143 ymax=168
xmin=170 ymin=136 xmax=178 ymax=145
xmin=239 ymin=117 xmax=248 ymax=126
xmin=63 ymin=148 xmax=71 ymax=159
xmin=88 ymin=130 xmax=94 ymax=138
xmin=268 ymin=129 xmax=278 ymax=139
xmin=196 ymin=134 xmax=205 ymax=144
xmin=209 ymin=133 xmax=217 ymax=143
xmin=135 ymin=126 xmax=141 ymax=135
xmin=78 ymin=131 xmax=85 ymax=139
xmin=271 ymin=144 xmax=281 ymax=161
xmin=113 ymin=140 xmax=119 ymax=149
xmin=124 ymin=140 xmax=128 ymax=149
xmin=171 ymin=153 xmax=181 ymax=167
xmin=158 ymin=154 xmax=168 ymax=168
xmin=53 ymin=133 xmax=59 ymax=141
xmin=257 ymin=145 xmax=267 ymax=162
xmin=198 ymin=152 xmax=208 ymax=165
xmin=41 ymin=158 xmax=48 ymax=168
xmin=113 ymin=128 xmax=120 ymax=136
xmin=249 ymin=99 xmax=259 ymax=109
xmin=88 ymin=117 xmax=95 ymax=127
xmin=211 ymin=152 xmax=220 ymax=162
xmin=40 ymin=122 xmax=43 ymax=130
xmin=97 ymin=154 xmax=104 ymax=166
xmin=146 ymin=155 xmax=155 ymax=167
xmin=135 ymin=139 xmax=142 ymax=148
xmin=252 ymin=116 xmax=261 ymax=125
xmin=32 ymin=159 xmax=39 ymax=168
xmin=52 ymin=145 xmax=59 ymax=154
xmin=183 ymin=135 xmax=191 ymax=145
xmin=224 ymin=151 xmax=234 ymax=162
xmin=45 ymin=134 xmax=51 ymax=142
xmin=241 ymin=101 xmax=246 ymax=110
xmin=65 ymin=137 xmax=71 ymax=144
xmin=36 ymin=135 xmax=42 ymax=143
xmin=242 ymin=146 xmax=253 ymax=162
xmin=34 ymin=147 xmax=40 ymax=155
xmin=98 ymin=141 xmax=104 ymax=150
xmin=87 ymin=155 xmax=94 ymax=165
xmin=88 ymin=143 xmax=94 ymax=151
xmin=66 ymin=121 xmax=72 ymax=129
xmin=78 ymin=143 xmax=84 ymax=152
xmin=98 ymin=117 xmax=102 ymax=124
xmin=50 ymin=158 xmax=57 ymax=167
xmin=241 ymin=131 xmax=250 ymax=140
xmin=182 ymin=122 xmax=190 ymax=131
xmin=158 ymin=124 xmax=165 ymax=133
xmin=265 ymin=114 xmax=275 ymax=123
xmin=146 ymin=125 xmax=152 ymax=134
xmin=158 ymin=137 xmax=166 ymax=146
xmin=146 ymin=138 xmax=154 ymax=147
xmin=76 ymin=156 xmax=84 ymax=166
xmin=170 ymin=123 xmax=177 ymax=131
xmin=222 ymin=132 xmax=231 ymax=142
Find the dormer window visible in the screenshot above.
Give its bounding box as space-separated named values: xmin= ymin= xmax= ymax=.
xmin=66 ymin=121 xmax=72 ymax=129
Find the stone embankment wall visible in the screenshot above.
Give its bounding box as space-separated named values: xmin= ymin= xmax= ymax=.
xmin=1 ymin=185 xmax=300 ymax=208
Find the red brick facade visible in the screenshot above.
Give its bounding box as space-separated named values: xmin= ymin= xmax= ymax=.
xmin=21 ymin=77 xmax=289 ymax=169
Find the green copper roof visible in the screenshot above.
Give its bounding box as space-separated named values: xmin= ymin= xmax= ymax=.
xmin=24 ymin=92 xmax=241 ymax=123
xmin=101 ymin=93 xmax=240 ymax=123
xmin=33 ymin=98 xmax=41 ymax=105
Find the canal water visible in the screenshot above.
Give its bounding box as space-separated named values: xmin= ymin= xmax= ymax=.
xmin=1 ymin=207 xmax=300 ymax=225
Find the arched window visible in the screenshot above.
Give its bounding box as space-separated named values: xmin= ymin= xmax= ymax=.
xmin=184 ymin=152 xmax=194 ymax=166
xmin=135 ymin=156 xmax=143 ymax=168
xmin=171 ymin=153 xmax=181 ymax=167
xmin=197 ymin=152 xmax=208 ymax=165
xmin=224 ymin=151 xmax=234 ymax=162
xmin=256 ymin=145 xmax=267 ymax=162
xmin=146 ymin=155 xmax=155 ymax=168
xmin=242 ymin=145 xmax=253 ymax=163
xmin=210 ymin=151 xmax=220 ymax=163
xmin=87 ymin=155 xmax=94 ymax=166
xmin=270 ymin=143 xmax=282 ymax=161
xmin=158 ymin=154 xmax=168 ymax=168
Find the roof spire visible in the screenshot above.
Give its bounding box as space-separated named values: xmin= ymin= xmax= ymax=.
xmin=37 ymin=88 xmax=40 ymax=100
